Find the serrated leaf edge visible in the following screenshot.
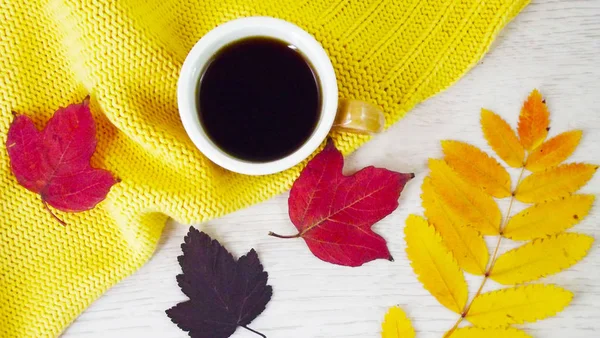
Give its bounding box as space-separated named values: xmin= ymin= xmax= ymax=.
xmin=467 ymin=284 xmax=573 ymax=328
xmin=405 ymin=215 xmax=468 ymax=314
xmin=490 ymin=233 xmax=594 ymax=284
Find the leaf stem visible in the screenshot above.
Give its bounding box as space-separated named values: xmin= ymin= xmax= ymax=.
xmin=268 ymin=231 xmax=301 ymax=239
xmin=444 ymin=317 xmax=464 ymax=337
xmin=241 ymin=325 xmax=267 ymax=338
xmin=444 ymin=166 xmax=526 ymax=337
xmin=42 ymin=200 xmax=66 ymax=226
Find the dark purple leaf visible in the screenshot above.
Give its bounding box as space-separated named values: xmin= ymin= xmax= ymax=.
xmin=166 ymin=227 xmax=272 ymax=338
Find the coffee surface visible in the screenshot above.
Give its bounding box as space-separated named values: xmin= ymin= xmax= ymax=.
xmin=198 ymin=37 xmax=321 ymax=163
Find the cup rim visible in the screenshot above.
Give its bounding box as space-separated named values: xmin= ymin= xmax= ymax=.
xmin=177 ymin=16 xmax=338 ymax=175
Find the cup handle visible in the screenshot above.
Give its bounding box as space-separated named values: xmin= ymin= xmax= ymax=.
xmin=332 ymin=99 xmax=386 ymax=135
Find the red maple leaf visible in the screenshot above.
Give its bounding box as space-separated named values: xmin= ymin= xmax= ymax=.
xmin=6 ymin=96 xmax=118 ymax=225
xmin=270 ymin=140 xmax=414 ymax=267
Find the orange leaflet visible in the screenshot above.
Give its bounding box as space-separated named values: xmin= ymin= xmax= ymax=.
xmin=442 ymin=140 xmax=511 ymax=198
xmin=481 ymin=109 xmax=524 ymax=168
xmin=526 ymin=130 xmax=582 ymax=171
xmin=518 ymin=89 xmax=550 ymax=151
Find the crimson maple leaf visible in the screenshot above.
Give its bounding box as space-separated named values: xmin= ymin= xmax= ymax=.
xmin=270 ymin=140 xmax=414 ymax=267
xmin=6 ymin=96 xmax=118 ymax=225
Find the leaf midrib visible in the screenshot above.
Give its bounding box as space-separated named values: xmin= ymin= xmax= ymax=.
xmin=300 ymin=175 xmax=383 ymax=236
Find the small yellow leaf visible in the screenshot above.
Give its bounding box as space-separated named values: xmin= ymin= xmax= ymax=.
xmin=451 ymin=327 xmax=532 ymax=338
xmin=518 ymin=89 xmax=550 ymax=150
xmin=428 ymin=159 xmax=501 ymax=235
xmin=504 ymin=194 xmax=595 ymax=240
xmin=442 ymin=140 xmax=511 ymax=198
xmin=526 ymin=130 xmax=583 ymax=172
xmin=405 ymin=215 xmax=468 ymax=314
xmin=515 ymin=163 xmax=598 ymax=203
xmin=381 ymin=306 xmax=415 ymax=338
xmin=481 ymin=108 xmax=525 ymax=168
xmin=467 ymin=284 xmax=573 ymax=328
xmin=490 ymin=233 xmax=593 ymax=285
xmin=422 ymin=178 xmax=489 ymax=275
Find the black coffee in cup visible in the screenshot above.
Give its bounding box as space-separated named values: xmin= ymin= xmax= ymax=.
xmin=197 ymin=37 xmax=321 ymax=163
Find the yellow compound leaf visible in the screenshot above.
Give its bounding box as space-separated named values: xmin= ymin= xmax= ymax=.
xmin=452 ymin=327 xmax=532 ymax=338
xmin=466 ymin=284 xmax=573 ymax=328
xmin=515 ymin=163 xmax=598 ymax=203
xmin=442 ymin=140 xmax=511 ymax=198
xmin=428 ymin=159 xmax=501 ymax=235
xmin=490 ymin=233 xmax=593 ymax=285
xmin=518 ymin=89 xmax=550 ymax=150
xmin=381 ymin=306 xmax=415 ymax=338
xmin=422 ymin=178 xmax=488 ymax=275
xmin=405 ymin=215 xmax=468 ymax=314
xmin=481 ymin=108 xmax=525 ymax=168
xmin=526 ymin=130 xmax=583 ymax=172
xmin=504 ymin=194 xmax=595 ymax=240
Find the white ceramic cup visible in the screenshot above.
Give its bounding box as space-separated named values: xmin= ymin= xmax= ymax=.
xmin=178 ymin=17 xmax=383 ymax=175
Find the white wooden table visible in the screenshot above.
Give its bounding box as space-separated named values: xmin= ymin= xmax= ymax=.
xmin=62 ymin=1 xmax=600 ymax=337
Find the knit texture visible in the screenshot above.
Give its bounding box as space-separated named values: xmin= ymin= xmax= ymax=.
xmin=0 ymin=0 xmax=528 ymax=336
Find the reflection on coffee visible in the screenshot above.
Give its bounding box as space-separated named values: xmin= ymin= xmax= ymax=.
xmin=197 ymin=37 xmax=321 ymax=162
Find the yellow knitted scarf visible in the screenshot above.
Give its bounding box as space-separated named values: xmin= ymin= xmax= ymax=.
xmin=0 ymin=0 xmax=527 ymax=336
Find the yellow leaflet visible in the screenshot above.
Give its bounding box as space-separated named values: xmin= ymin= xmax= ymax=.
xmin=515 ymin=163 xmax=598 ymax=203
xmin=422 ymin=178 xmax=488 ymax=275
xmin=467 ymin=284 xmax=572 ymax=328
xmin=504 ymin=194 xmax=595 ymax=240
xmin=405 ymin=215 xmax=468 ymax=314
xmin=381 ymin=306 xmax=415 ymax=338
xmin=481 ymin=108 xmax=525 ymax=168
xmin=428 ymin=159 xmax=501 ymax=235
xmin=451 ymin=327 xmax=532 ymax=338
xmin=442 ymin=140 xmax=511 ymax=198
xmin=491 ymin=233 xmax=593 ymax=285
xmin=518 ymin=89 xmax=550 ymax=150
xmin=526 ymin=130 xmax=582 ymax=172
